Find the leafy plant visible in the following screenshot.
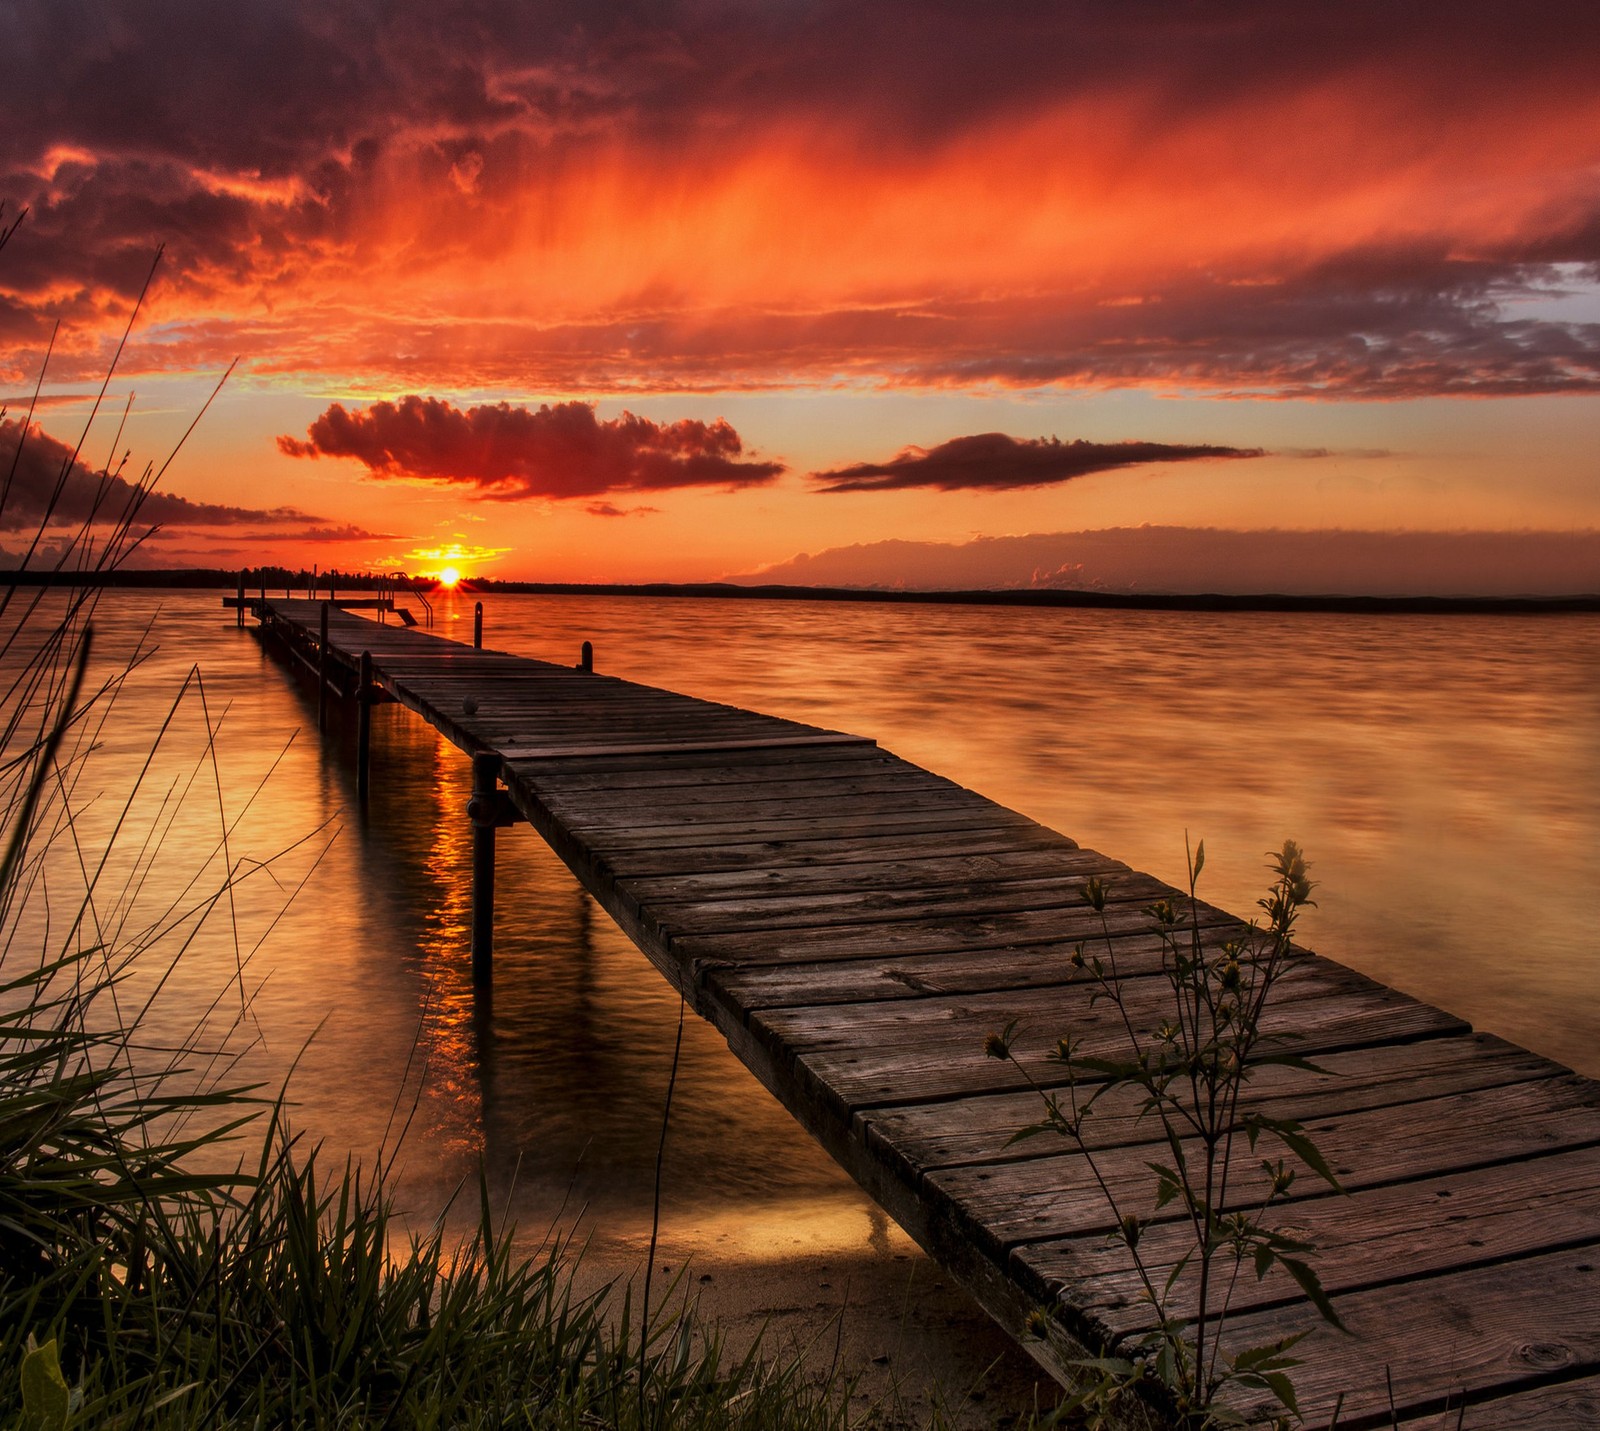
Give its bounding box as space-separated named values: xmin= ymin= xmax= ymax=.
xmin=987 ymin=841 xmax=1343 ymax=1428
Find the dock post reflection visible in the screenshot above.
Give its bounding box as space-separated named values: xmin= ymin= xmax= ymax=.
xmin=357 ymin=650 xmax=373 ymax=806
xmin=468 ymin=751 xmax=499 ymax=989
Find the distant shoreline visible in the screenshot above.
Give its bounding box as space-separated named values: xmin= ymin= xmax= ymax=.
xmin=4 ymin=568 xmax=1597 ymax=615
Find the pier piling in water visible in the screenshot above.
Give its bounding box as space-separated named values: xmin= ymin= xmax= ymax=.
xmin=580 ymin=639 xmax=593 ymax=672
xmin=318 ymin=602 xmax=330 ymax=732
xmin=473 ymin=601 xmax=483 ymax=649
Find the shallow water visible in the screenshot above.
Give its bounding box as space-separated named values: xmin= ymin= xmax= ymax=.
xmin=26 ymin=588 xmax=1600 ymax=1260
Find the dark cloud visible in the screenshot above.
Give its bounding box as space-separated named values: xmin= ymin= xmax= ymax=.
xmin=585 ymin=501 xmax=659 ymax=518
xmin=247 ymin=522 xmax=398 ymax=543
xmin=812 ymin=433 xmax=1262 ymax=493
xmin=8 ymin=2 xmax=1590 ymax=171
xmin=278 ymin=396 xmax=783 ymax=498
xmin=906 ymin=252 xmax=1600 ymax=400
xmin=0 ymin=416 xmax=326 ymax=532
xmin=179 ymin=244 xmax=1597 ymax=400
xmin=2 ymin=2 xmax=1599 ymax=397
xmin=1286 ymin=447 xmax=1396 ymax=460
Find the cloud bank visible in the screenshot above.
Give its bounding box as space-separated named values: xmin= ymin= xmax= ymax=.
xmin=812 ymin=433 xmax=1262 ymax=492
xmin=278 ymin=397 xmax=783 ymax=498
xmin=2 ymin=2 xmax=1598 ymax=397
xmin=740 ymin=528 xmax=1600 ymax=599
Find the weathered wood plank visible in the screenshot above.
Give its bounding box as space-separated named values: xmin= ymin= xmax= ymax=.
xmin=548 ymin=786 xmax=1009 ymax=833
xmin=618 ymin=844 xmax=1125 ymax=905
xmin=1030 ymin=1143 xmax=1600 ymax=1334
xmin=527 ymin=750 xmax=902 ymax=790
xmin=922 ymin=1076 xmax=1600 ymax=1259
xmin=645 ymin=870 xmax=1179 ymax=937
xmin=1212 ymin=1245 xmax=1600 ymax=1429
xmin=599 ymin=825 xmax=1079 ymax=879
xmin=535 ymin=769 xmax=963 ymax=815
xmin=704 ymin=925 xmax=1247 ymax=1008
xmin=675 ymin=898 xmax=1263 ymax=964
xmin=861 ymin=1035 xmax=1561 ymax=1171
xmin=1394 ymin=1374 xmax=1600 ymax=1431
xmin=568 ymin=805 xmax=1053 ymax=852
xmin=500 ymin=734 xmax=871 ymax=760
xmin=747 ymin=976 xmax=1467 ymax=1113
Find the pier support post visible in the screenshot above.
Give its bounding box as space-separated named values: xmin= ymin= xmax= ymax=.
xmin=580 ymin=640 xmax=593 ymax=673
xmin=473 ymin=601 xmax=483 ymax=649
xmin=236 ymin=570 xmax=245 ymax=626
xmin=317 ymin=602 xmax=330 ymax=732
xmin=357 ymin=650 xmax=373 ymax=806
xmin=468 ymin=752 xmax=499 ymax=985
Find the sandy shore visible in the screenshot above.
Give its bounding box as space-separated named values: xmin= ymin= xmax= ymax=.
xmin=547 ymin=1200 xmax=1064 ymax=1430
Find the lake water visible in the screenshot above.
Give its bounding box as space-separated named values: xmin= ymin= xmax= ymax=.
xmin=39 ymin=588 xmax=1600 ymax=1267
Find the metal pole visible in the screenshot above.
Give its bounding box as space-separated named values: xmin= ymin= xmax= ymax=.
xmin=473 ymin=601 xmax=483 ymax=649
xmin=236 ymin=570 xmax=245 ymax=626
xmin=580 ymin=640 xmax=593 ymax=673
xmin=469 ymin=752 xmax=498 ymax=985
xmin=318 ymin=602 xmax=330 ymax=732
xmin=356 ymin=650 xmax=373 ymax=806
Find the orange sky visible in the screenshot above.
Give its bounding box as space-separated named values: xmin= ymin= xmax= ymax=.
xmin=2 ymin=2 xmax=1597 ymax=592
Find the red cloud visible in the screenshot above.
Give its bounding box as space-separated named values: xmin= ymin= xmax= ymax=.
xmin=3 ymin=4 xmax=1599 ymax=400
xmin=277 ymin=397 xmax=783 ymax=498
xmin=812 ymin=434 xmax=1263 ymax=492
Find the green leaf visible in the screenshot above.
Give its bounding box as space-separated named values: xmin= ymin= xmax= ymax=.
xmin=1272 ymin=1122 xmax=1345 ymax=1192
xmin=1280 ymin=1256 xmax=1348 ymax=1332
xmin=1230 ymin=1332 xmax=1305 ymax=1371
xmin=21 ymin=1337 xmax=71 ymax=1431
xmin=1262 ymin=1370 xmax=1301 ymax=1415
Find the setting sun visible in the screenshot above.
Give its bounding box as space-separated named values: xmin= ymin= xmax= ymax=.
xmin=438 ymin=566 xmax=461 ymax=587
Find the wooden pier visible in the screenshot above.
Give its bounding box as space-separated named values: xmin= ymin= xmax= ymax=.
xmin=246 ymin=595 xmax=1600 ymax=1429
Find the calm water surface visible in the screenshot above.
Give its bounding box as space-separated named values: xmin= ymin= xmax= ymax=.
xmin=53 ymin=589 xmax=1600 ymax=1259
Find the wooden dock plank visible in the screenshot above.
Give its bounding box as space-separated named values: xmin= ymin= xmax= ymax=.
xmin=759 ymin=985 xmax=1466 ymax=1113
xmin=702 ymin=928 xmax=1249 ymax=1007
xmin=249 ymin=596 xmax=1600 ymax=1430
xmin=1216 ymin=1245 xmax=1600 ymax=1429
xmin=921 ymin=1076 xmax=1600 ymax=1256
xmin=1035 ymin=1143 xmax=1600 ymax=1331
xmin=1394 ymin=1375 xmax=1600 ymax=1431
xmin=862 ymin=1035 xmax=1564 ymax=1171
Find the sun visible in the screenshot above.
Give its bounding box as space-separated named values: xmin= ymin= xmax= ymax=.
xmin=438 ymin=566 xmax=462 ymax=588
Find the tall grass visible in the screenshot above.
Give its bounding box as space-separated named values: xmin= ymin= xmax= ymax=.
xmin=0 ymin=218 xmax=862 ymax=1429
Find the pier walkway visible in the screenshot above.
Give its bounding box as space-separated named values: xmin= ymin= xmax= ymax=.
xmin=248 ymin=596 xmax=1600 ymax=1429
